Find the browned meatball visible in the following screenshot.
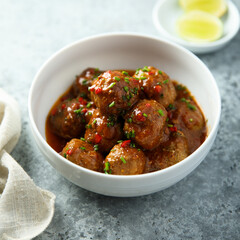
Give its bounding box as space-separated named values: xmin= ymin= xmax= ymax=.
xmin=49 ymin=98 xmax=95 ymax=139
xmin=124 ymin=99 xmax=169 ymax=150
xmin=84 ymin=109 xmax=123 ymax=153
xmin=90 ymin=70 xmax=140 ymax=115
xmin=173 ymin=99 xmax=205 ymax=130
xmin=133 ymin=66 xmax=176 ymax=108
xmin=104 ymin=141 xmax=147 ymax=175
xmin=145 ymin=131 xmax=189 ymax=172
xmin=61 ymin=139 xmax=104 ymax=172
xmin=73 ymin=67 xmax=102 ymax=99
xmin=171 ymin=98 xmax=206 ymax=153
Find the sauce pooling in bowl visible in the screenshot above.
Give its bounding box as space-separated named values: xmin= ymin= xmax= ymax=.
xmin=46 ymin=67 xmax=207 ymax=175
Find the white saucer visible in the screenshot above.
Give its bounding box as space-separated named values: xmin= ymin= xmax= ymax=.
xmin=152 ymin=0 xmax=240 ymax=54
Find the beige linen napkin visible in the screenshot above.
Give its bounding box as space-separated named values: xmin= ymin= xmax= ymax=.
xmin=0 ymin=89 xmax=55 ymax=240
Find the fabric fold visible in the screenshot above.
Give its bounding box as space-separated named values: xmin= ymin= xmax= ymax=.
xmin=0 ymin=88 xmax=55 ymax=240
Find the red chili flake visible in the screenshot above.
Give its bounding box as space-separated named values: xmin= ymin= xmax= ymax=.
xmin=149 ymin=71 xmax=154 ymax=75
xmin=167 ymin=111 xmax=173 ymax=120
xmin=154 ymin=85 xmax=162 ymax=93
xmin=136 ymin=112 xmax=146 ymax=122
xmin=66 ymin=149 xmax=73 ymax=155
xmin=95 ymin=133 xmax=102 ymax=144
xmin=51 ymin=108 xmax=57 ymax=116
xmin=145 ymin=103 xmax=151 ymax=107
xmin=169 ymin=126 xmax=177 ymax=132
xmin=89 ymin=86 xmax=95 ymax=92
xmin=61 ymin=103 xmax=66 ymax=110
xmin=132 ymin=78 xmax=139 ymax=85
xmin=95 ymin=87 xmax=102 ymax=94
xmin=78 ymin=97 xmax=87 ymax=105
xmin=121 ymin=140 xmax=131 ymax=148
xmin=82 ymin=108 xmax=87 ymax=114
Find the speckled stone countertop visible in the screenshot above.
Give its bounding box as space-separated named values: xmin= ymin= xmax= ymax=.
xmin=0 ymin=0 xmax=240 ymax=239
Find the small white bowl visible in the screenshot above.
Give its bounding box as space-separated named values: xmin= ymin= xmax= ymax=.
xmin=28 ymin=33 xmax=221 ymax=197
xmin=153 ymin=0 xmax=240 ymax=54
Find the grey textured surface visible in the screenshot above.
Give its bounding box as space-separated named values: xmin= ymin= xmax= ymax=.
xmin=0 ymin=0 xmax=240 ymax=239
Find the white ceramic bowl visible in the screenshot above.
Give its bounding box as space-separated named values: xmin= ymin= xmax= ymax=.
xmin=28 ymin=33 xmax=221 ymax=197
xmin=153 ymin=0 xmax=240 ymax=54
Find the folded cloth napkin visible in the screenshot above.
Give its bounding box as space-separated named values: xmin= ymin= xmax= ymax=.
xmin=0 ymin=89 xmax=55 ymax=240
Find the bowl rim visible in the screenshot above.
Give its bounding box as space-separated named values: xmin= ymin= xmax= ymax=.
xmin=28 ymin=32 xmax=221 ymax=180
xmin=152 ymin=0 xmax=240 ymax=53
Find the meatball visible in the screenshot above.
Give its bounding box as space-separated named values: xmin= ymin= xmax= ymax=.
xmin=170 ymin=98 xmax=206 ymax=153
xmin=104 ymin=141 xmax=147 ymax=175
xmin=84 ymin=109 xmax=123 ymax=153
xmin=73 ymin=67 xmax=102 ymax=99
xmin=61 ymin=139 xmax=104 ymax=172
xmin=173 ymin=99 xmax=205 ymax=131
xmin=133 ymin=66 xmax=176 ymax=108
xmin=49 ymin=97 xmax=95 ymax=139
xmin=90 ymin=70 xmax=140 ymax=115
xmin=124 ymin=99 xmax=169 ymax=150
xmin=145 ymin=131 xmax=189 ymax=172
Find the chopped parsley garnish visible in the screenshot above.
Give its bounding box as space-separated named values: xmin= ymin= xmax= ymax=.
xmin=109 ymin=101 xmax=115 ymax=108
xmin=108 ymin=82 xmax=116 ymax=89
xmin=94 ymin=144 xmax=99 ymax=151
xmin=122 ymin=71 xmax=129 ymax=76
xmin=114 ymin=76 xmax=121 ymax=81
xmin=120 ymin=156 xmax=126 ymax=164
xmin=163 ymin=79 xmax=169 ymax=84
xmin=158 ymin=109 xmax=164 ymax=116
xmin=142 ymin=66 xmax=150 ymax=72
xmin=123 ymin=86 xmax=129 ymax=92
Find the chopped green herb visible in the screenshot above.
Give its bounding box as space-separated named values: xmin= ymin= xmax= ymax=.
xmin=143 ymin=113 xmax=148 ymax=117
xmin=80 ymin=137 xmax=86 ymax=141
xmin=109 ymin=101 xmax=115 ymax=108
xmin=123 ymin=86 xmax=129 ymax=92
xmin=142 ymin=66 xmax=150 ymax=72
xmin=117 ymin=140 xmax=123 ymax=143
xmin=93 ymin=119 xmax=97 ymax=124
xmin=82 ymin=79 xmax=88 ymax=85
xmin=114 ymin=76 xmax=121 ymax=81
xmin=125 ymin=77 xmax=130 ymax=83
xmin=122 ymin=71 xmax=129 ymax=76
xmin=187 ymin=103 xmax=196 ymax=110
xmin=128 ymin=118 xmax=132 ymax=123
xmin=88 ymin=111 xmax=92 ymax=116
xmin=140 ymin=76 xmax=147 ymax=80
xmin=108 ymin=82 xmax=116 ymax=89
xmin=135 ymin=68 xmax=141 ymax=74
xmin=189 ymin=118 xmax=193 ymax=122
xmin=94 ymin=144 xmax=99 ymax=151
xmin=86 ymin=102 xmax=92 ymax=108
xmin=168 ymin=124 xmax=174 ymax=127
xmin=63 ymin=153 xmax=67 ymax=158
xmin=74 ymin=108 xmax=83 ymax=114
xmin=176 ymin=84 xmax=186 ymax=90
xmin=86 ymin=124 xmax=92 ymax=129
xmin=104 ymin=162 xmax=111 ymax=174
xmin=158 ymin=109 xmax=164 ymax=116
xmin=158 ymin=70 xmax=162 ymax=75
xmin=163 ymin=79 xmax=169 ymax=84
xmin=120 ymin=156 xmax=126 ymax=164
xmin=80 ymin=147 xmax=86 ymax=150
xmin=168 ymin=104 xmax=175 ymax=110
xmin=111 ymin=149 xmax=116 ymax=152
